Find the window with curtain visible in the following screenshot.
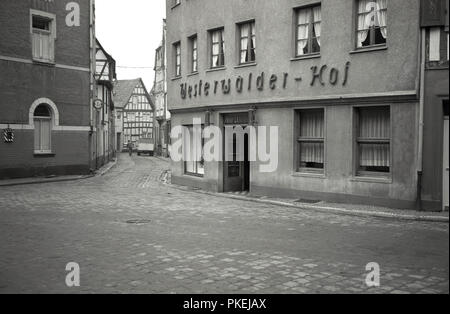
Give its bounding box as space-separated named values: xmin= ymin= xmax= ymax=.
xmin=295 ymin=5 xmax=321 ymax=56
xmin=297 ymin=109 xmax=325 ymax=172
xmin=184 ymin=126 xmax=205 ymax=176
xmin=190 ymin=35 xmax=198 ymax=72
xmin=239 ymin=21 xmax=256 ymax=64
xmin=210 ymin=28 xmax=225 ymax=68
xmin=356 ymin=0 xmax=387 ymax=48
xmin=174 ymin=42 xmax=181 ymax=76
xmin=31 ymin=14 xmax=55 ymax=63
xmin=356 ymin=106 xmax=390 ymax=174
xmin=34 ymin=104 xmax=52 ymax=153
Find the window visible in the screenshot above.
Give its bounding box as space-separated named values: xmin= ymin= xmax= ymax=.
xmin=31 ymin=11 xmax=55 ymax=63
xmin=428 ymin=27 xmax=449 ymax=63
xmin=239 ymin=21 xmax=256 ymax=64
xmin=295 ymin=5 xmax=321 ymax=56
xmin=355 ymin=106 xmax=390 ymax=175
xmin=190 ymin=35 xmax=198 ymax=72
xmin=356 ymin=0 xmax=387 ymax=48
xmin=174 ymin=42 xmax=181 ymax=76
xmin=184 ymin=126 xmax=204 ymax=176
xmin=34 ymin=104 xmax=52 ymax=153
xmin=210 ymin=28 xmax=225 ymax=68
xmin=297 ymin=109 xmax=325 ymax=172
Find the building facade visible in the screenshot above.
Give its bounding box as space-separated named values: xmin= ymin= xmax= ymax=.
xmin=0 ymin=0 xmax=96 ymax=178
xmin=94 ymin=39 xmax=117 ymax=169
xmin=166 ymin=0 xmax=447 ymax=210
xmin=114 ymin=79 xmax=156 ymax=151
xmin=152 ymin=19 xmax=171 ymax=158
xmin=420 ymin=0 xmax=449 ymax=211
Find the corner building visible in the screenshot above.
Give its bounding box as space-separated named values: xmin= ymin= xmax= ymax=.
xmin=166 ymin=0 xmax=437 ymax=210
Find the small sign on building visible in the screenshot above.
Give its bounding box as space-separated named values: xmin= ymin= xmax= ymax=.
xmin=3 ymin=128 xmax=14 ymax=143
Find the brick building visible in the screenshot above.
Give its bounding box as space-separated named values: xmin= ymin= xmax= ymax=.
xmin=166 ymin=0 xmax=448 ymax=210
xmin=0 ymin=0 xmax=96 ymax=178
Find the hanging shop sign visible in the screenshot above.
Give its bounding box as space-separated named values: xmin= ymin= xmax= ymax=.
xmin=93 ymin=99 xmax=103 ymax=111
xmin=3 ymin=128 xmax=14 ymax=143
xmin=180 ymin=62 xmax=351 ymax=100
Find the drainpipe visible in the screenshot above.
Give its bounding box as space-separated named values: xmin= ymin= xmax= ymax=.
xmin=88 ymin=0 xmax=95 ymax=173
xmin=416 ymin=28 xmax=426 ymax=211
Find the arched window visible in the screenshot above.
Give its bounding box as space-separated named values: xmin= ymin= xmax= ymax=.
xmin=34 ymin=104 xmax=52 ymax=153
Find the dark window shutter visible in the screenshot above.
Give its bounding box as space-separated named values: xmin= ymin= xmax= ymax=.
xmin=421 ymin=0 xmax=447 ymax=27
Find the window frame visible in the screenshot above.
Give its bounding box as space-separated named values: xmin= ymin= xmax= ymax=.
xmin=355 ymin=0 xmax=387 ymax=49
xmin=30 ymin=9 xmax=56 ymax=64
xmin=183 ymin=125 xmax=205 ymax=178
xmin=173 ymin=41 xmax=181 ymax=77
xmin=295 ymin=107 xmax=326 ymax=175
xmin=294 ymin=4 xmax=321 ymax=57
xmin=353 ymin=105 xmax=392 ymax=179
xmin=209 ymin=27 xmax=225 ymax=69
xmin=189 ymin=34 xmax=198 ymax=73
xmin=238 ymin=20 xmax=256 ymax=65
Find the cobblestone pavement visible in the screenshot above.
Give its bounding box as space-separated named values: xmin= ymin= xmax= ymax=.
xmin=0 ymin=154 xmax=448 ymax=294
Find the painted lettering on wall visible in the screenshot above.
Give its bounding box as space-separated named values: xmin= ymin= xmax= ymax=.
xmin=180 ymin=62 xmax=351 ymax=99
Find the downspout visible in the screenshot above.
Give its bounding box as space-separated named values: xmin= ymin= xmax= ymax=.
xmin=88 ymin=0 xmax=95 ymax=173
xmin=416 ymin=27 xmax=426 ymax=211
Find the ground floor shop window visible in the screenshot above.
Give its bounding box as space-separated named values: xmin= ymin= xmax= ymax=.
xmin=355 ymin=106 xmax=391 ymax=175
xmin=184 ymin=125 xmax=204 ymax=176
xmin=297 ymin=109 xmax=325 ymax=173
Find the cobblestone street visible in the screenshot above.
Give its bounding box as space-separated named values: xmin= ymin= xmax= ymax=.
xmin=0 ymin=154 xmax=448 ymax=294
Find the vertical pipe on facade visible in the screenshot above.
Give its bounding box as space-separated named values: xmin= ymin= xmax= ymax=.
xmin=88 ymin=0 xmax=95 ymax=172
xmin=417 ymin=28 xmax=426 ymax=210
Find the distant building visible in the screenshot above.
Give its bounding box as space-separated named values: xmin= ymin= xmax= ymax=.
xmin=114 ymin=79 xmax=156 ymax=151
xmin=0 ymin=0 xmax=95 ymax=178
xmin=166 ymin=0 xmax=448 ymax=211
xmin=94 ymin=39 xmax=117 ymax=169
xmin=151 ymin=19 xmax=171 ymax=157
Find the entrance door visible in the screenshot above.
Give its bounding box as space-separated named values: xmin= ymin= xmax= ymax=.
xmin=443 ymin=114 xmax=449 ymax=211
xmin=117 ymin=133 xmax=121 ymax=152
xmin=224 ymin=129 xmax=250 ymax=192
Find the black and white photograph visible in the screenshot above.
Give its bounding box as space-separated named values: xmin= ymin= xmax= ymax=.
xmin=0 ymin=0 xmax=449 ymax=302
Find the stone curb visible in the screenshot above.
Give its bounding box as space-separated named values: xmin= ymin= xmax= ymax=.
xmin=0 ymin=175 xmax=94 ymax=187
xmin=95 ymin=159 xmax=118 ymax=177
xmin=165 ymin=182 xmax=449 ymax=224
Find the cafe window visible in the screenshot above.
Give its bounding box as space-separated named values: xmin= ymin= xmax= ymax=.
xmin=355 ymin=106 xmax=391 ymax=175
xmin=239 ymin=21 xmax=256 ymax=64
xmin=210 ymin=28 xmax=225 ymax=68
xmin=184 ymin=126 xmax=204 ymax=176
xmin=297 ymin=109 xmax=325 ymax=172
xmin=356 ymin=0 xmax=387 ymax=48
xmin=295 ymin=5 xmax=321 ymax=56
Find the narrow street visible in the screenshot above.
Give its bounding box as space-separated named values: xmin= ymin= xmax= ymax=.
xmin=0 ymin=154 xmax=448 ymax=294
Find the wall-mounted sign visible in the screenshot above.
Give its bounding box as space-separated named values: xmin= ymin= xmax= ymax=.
xmin=3 ymin=128 xmax=14 ymax=143
xmin=180 ymin=62 xmax=351 ymax=100
xmin=93 ymin=99 xmax=103 ymax=111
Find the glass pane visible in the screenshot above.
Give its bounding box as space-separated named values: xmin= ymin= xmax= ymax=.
xmin=300 ymin=142 xmax=324 ymax=168
xmin=359 ymin=143 xmax=390 ymax=171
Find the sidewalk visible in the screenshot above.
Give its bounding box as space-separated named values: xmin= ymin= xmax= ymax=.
xmin=0 ymin=158 xmax=117 ymax=187
xmin=163 ymin=172 xmax=449 ymax=223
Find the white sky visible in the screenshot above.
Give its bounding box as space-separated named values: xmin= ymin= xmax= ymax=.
xmin=95 ymin=0 xmax=166 ymax=90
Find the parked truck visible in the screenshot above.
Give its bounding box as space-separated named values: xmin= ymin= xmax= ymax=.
xmin=136 ymin=138 xmax=155 ymax=156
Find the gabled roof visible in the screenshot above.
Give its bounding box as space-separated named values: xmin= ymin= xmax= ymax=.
xmin=114 ymin=78 xmax=155 ymax=111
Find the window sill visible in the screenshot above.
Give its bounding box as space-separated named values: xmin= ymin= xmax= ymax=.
xmin=34 ymin=151 xmax=55 ymax=157
xmin=350 ymin=45 xmax=387 ymax=54
xmin=351 ymin=175 xmax=392 ymax=184
xmin=291 ymin=54 xmax=321 ymax=62
xmin=234 ymin=62 xmax=257 ymax=69
xmin=187 ymin=71 xmax=199 ymax=77
xmin=206 ymin=66 xmax=226 ymax=73
xmin=32 ymin=59 xmax=55 ymax=66
xmin=171 ymin=76 xmax=182 ymax=81
xmin=292 ymin=171 xmax=326 ymax=179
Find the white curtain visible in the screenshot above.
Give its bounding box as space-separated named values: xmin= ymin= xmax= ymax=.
xmin=313 ymin=6 xmax=322 ymax=47
xmin=240 ymin=23 xmax=249 ymax=63
xmin=357 ymin=0 xmax=370 ymax=47
xmin=359 ymin=108 xmax=390 ymax=168
xmin=297 ymin=9 xmax=310 ymax=55
xmin=376 ymin=0 xmax=387 ymax=39
xmin=300 ymin=111 xmax=324 ymax=164
xmin=212 ymin=31 xmax=220 ymax=66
